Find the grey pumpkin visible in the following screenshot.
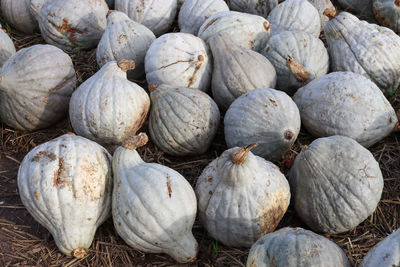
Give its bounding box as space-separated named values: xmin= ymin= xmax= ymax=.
xmin=0 ymin=28 xmax=16 ymax=68
xmin=149 ymin=84 xmax=220 ymax=156
xmin=337 ymin=0 xmax=375 ymax=21
xmin=261 ymin=30 xmax=329 ymax=95
xmin=1 ymin=0 xmax=38 ymax=34
xmin=289 ymin=135 xmax=384 ymax=234
xmin=0 ymin=44 xmax=76 ymax=131
xmin=96 ymin=11 xmax=155 ymax=80
xmin=224 ymin=88 xmax=301 ymax=161
xmin=325 ymin=11 xmax=400 ymax=93
xmin=360 ymin=229 xmax=400 ymax=267
xmin=246 ymin=227 xmax=351 ymax=267
xmin=267 ymin=0 xmax=321 ymax=37
xmin=228 ymin=0 xmax=278 ymax=18
xmin=209 ymin=33 xmax=277 ymax=110
xmin=373 ymin=0 xmax=400 ymax=33
xmin=294 ymin=72 xmax=398 ymax=147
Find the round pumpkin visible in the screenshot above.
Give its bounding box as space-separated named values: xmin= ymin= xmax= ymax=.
xmin=18 ymin=133 xmax=112 ymax=258
xmin=1 ymin=0 xmax=38 ymax=34
xmin=289 ymin=135 xmax=384 ymax=234
xmin=196 ymin=144 xmax=290 ymax=247
xmin=228 ymin=0 xmax=278 ymax=18
xmin=30 ymin=0 xmax=108 ymax=50
xmin=373 ymin=0 xmax=400 ymax=33
xmin=293 ymin=71 xmax=398 ymax=147
xmin=247 ymin=227 xmax=351 ymax=267
xmin=0 ymin=28 xmax=16 ymax=68
xmin=96 ymin=11 xmax=155 ymax=80
xmin=337 ymin=0 xmax=375 ymax=21
xmin=149 ymin=84 xmax=220 ymax=156
xmin=0 ymin=44 xmax=76 ymax=131
xmin=209 ymin=33 xmax=277 ymax=110
xmin=115 ymin=0 xmax=177 ymax=36
xmin=224 ymin=88 xmax=301 ymax=161
xmin=112 ymin=133 xmax=198 ymax=263
xmin=69 ymin=60 xmax=150 ymax=145
xmin=145 ymin=33 xmax=212 ymax=91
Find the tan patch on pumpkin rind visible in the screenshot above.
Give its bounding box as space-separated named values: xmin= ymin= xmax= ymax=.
xmin=263 ymin=21 xmax=272 ymax=31
xmin=53 ymin=158 xmax=67 ymax=188
xmin=202 ymin=18 xmax=218 ymax=31
xmin=31 ymin=151 xmax=57 ymax=162
xmin=257 ymin=190 xmax=289 ymax=236
xmin=166 ymin=174 xmax=172 ymax=198
xmin=34 ymin=191 xmax=40 ymax=200
xmin=187 ymin=56 xmax=204 ymax=87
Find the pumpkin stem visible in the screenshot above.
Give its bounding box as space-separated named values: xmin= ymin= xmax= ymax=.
xmin=72 ymin=248 xmax=87 ymax=258
xmin=286 ymin=56 xmax=309 ymax=83
xmin=107 ymin=10 xmax=115 ymax=17
xmin=323 ymin=8 xmax=339 ymax=20
xmin=122 ymin=133 xmax=149 ymax=150
xmin=117 ymin=59 xmax=135 ymax=72
xmin=66 ymin=132 xmax=75 ymax=135
xmin=148 ymin=84 xmax=158 ymax=92
xmin=232 ymin=144 xmax=258 ymax=165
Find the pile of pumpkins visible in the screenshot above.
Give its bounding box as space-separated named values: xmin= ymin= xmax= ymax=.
xmin=1 ymin=0 xmax=399 ymax=265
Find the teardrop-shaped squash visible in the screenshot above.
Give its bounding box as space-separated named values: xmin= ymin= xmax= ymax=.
xmin=149 ymin=84 xmax=220 ymax=156
xmin=294 ymin=72 xmax=398 ymax=147
xmin=178 ymin=0 xmax=229 ymax=35
xmin=0 ymin=44 xmax=76 ymax=131
xmin=224 ymin=88 xmax=301 ymax=161
xmin=228 ymin=0 xmax=278 ymax=18
xmin=1 ymin=0 xmax=38 ymax=34
xmin=261 ymin=30 xmax=329 ymax=95
xmin=209 ymin=33 xmax=277 ymax=110
xmin=360 ymin=229 xmax=400 ymax=267
xmin=18 ymin=133 xmax=112 ymax=258
xmin=325 ymin=11 xmax=400 ymax=93
xmin=112 ymin=133 xmax=198 ymax=263
xmin=96 ymin=11 xmax=155 ymax=80
xmin=145 ymin=33 xmax=212 ymax=91
xmin=247 ymin=227 xmax=351 ymax=267
xmin=373 ymin=0 xmax=400 ymax=33
xmin=69 ymin=60 xmax=150 ymax=145
xmin=289 ymin=135 xmax=384 ymax=234
xmin=0 ymin=28 xmax=16 ymax=68
xmin=30 ymin=0 xmax=108 ymax=50
xmin=196 ymin=145 xmax=290 ymax=247
xmin=198 ymin=11 xmax=271 ymax=52
xmin=115 ymin=0 xmax=177 ymax=36
xmin=267 ymin=0 xmax=321 ymax=37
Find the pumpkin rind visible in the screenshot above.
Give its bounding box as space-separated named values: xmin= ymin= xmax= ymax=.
xmin=96 ymin=11 xmax=155 ymax=80
xmin=18 ymin=133 xmax=112 ymax=257
xmin=69 ymin=60 xmax=150 ymax=145
xmin=0 ymin=29 xmax=16 ymax=68
xmin=307 ymin=0 xmax=335 ymax=31
xmin=289 ymin=135 xmax=384 ymax=234
xmin=198 ymin=11 xmax=271 ymax=52
xmin=373 ymin=0 xmax=400 ymax=33
xmin=195 ymin=146 xmax=290 ymax=247
xmin=261 ymin=30 xmax=329 ymax=95
xmin=1 ymin=0 xmax=38 ymax=34
xmin=338 ymin=0 xmax=375 ymax=21
xmin=114 ymin=0 xmax=178 ymax=36
xmin=267 ymin=0 xmax=321 ymax=37
xmin=325 ymin=11 xmax=400 ymax=93
xmin=209 ymin=33 xmax=277 ymax=110
xmin=246 ymin=227 xmax=351 ymax=267
xmin=178 ymin=0 xmax=229 ymax=35
xmin=30 ymin=0 xmax=108 ymax=50
xmin=360 ymin=229 xmax=400 ymax=267
xmin=294 ymin=72 xmax=397 ymax=147
xmin=228 ymin=0 xmax=278 ymax=18
xmin=145 ymin=33 xmax=212 ymax=91
xmin=112 ymin=136 xmax=198 ymax=263
xmin=224 ymin=88 xmax=301 ymax=161
xmin=0 ymin=44 xmax=76 ymax=131
xmin=149 ymin=84 xmax=220 ymax=156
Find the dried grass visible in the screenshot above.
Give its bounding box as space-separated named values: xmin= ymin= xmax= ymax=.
xmin=1 ymin=3 xmax=400 ymax=267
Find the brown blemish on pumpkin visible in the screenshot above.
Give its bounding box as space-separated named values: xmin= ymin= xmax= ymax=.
xmin=232 ymin=144 xmax=258 ymax=165
xmin=283 ymin=130 xmax=294 ymax=140
xmin=34 ymin=191 xmax=40 ymax=201
xmin=53 ymin=158 xmax=66 ymax=188
xmin=323 ymin=8 xmax=339 ymax=20
xmin=198 ymin=55 xmax=204 ymax=62
xmin=53 ymin=18 xmax=85 ymax=41
xmin=148 ymin=84 xmax=158 ymax=92
xmin=66 ymin=132 xmax=75 ymax=135
xmin=394 ymin=109 xmax=400 ymax=132
xmin=269 ymin=98 xmax=277 ymax=106
xmin=286 ymin=56 xmax=309 ymax=83
xmin=396 ymin=0 xmax=400 ymax=7
xmin=250 ymin=258 xmax=256 ymax=267
xmin=346 ymin=93 xmax=356 ymax=99
xmin=122 ymin=133 xmax=149 ymax=150
xmin=187 ymin=56 xmax=204 ymax=87
xmin=87 ymin=218 xmax=92 ymax=221
xmin=263 ymin=21 xmax=272 ymax=32
xmin=31 ymin=151 xmax=57 ymax=162
xmin=360 ymin=165 xmax=375 ymax=178
xmin=72 ymin=248 xmax=87 ymax=258
xmin=166 ymin=174 xmax=172 ymax=198
xmin=257 ymin=191 xmax=288 ymax=236
xmin=202 ymin=18 xmax=218 ymax=31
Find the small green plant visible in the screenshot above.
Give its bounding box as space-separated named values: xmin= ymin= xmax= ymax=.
xmin=211 ymin=240 xmax=219 ymax=258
